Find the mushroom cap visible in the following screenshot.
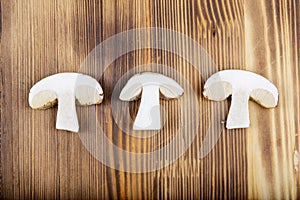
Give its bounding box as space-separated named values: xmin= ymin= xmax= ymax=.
xmin=119 ymin=72 xmax=184 ymax=101
xmin=203 ymin=70 xmax=278 ymax=108
xmin=29 ymin=73 xmax=103 ymax=109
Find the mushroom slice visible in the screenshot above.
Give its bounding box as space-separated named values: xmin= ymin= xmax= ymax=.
xmin=29 ymin=73 xmax=103 ymax=132
xmin=120 ymin=72 xmax=184 ymax=130
xmin=203 ymin=70 xmax=278 ymax=129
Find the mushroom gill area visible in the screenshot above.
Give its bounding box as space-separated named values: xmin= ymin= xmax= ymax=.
xmin=250 ymin=89 xmax=277 ymax=108
xmin=75 ymin=86 xmax=103 ymax=105
xmin=203 ymin=82 xmax=232 ymax=101
xmin=30 ymin=90 xmax=58 ymax=109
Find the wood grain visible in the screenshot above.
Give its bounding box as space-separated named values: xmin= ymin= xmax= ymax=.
xmin=0 ymin=0 xmax=298 ymax=199
xmin=245 ymin=1 xmax=299 ymax=199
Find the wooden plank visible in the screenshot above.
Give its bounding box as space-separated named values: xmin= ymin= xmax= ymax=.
xmin=1 ymin=0 xmax=14 ymax=198
xmin=0 ymin=0 xmax=298 ymax=199
xmin=245 ymin=0 xmax=298 ymax=199
xmin=294 ymin=0 xmax=300 ymax=198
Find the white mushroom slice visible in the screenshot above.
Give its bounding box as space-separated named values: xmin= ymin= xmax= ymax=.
xmin=203 ymin=70 xmax=278 ymax=129
xmin=119 ymin=72 xmax=184 ymax=130
xmin=29 ymin=73 xmax=103 ymax=132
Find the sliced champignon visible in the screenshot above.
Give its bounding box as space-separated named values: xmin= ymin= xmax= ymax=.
xmin=29 ymin=73 xmax=103 ymax=132
xmin=203 ymin=70 xmax=278 ymax=129
xmin=119 ymin=72 xmax=184 ymax=130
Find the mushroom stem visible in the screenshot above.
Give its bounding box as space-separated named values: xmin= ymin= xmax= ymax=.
xmin=56 ymin=92 xmax=79 ymax=132
xmin=133 ymin=85 xmax=161 ymax=130
xmin=226 ymin=90 xmax=250 ymax=129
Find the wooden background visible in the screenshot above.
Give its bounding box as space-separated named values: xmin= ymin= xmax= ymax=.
xmin=0 ymin=0 xmax=299 ymax=199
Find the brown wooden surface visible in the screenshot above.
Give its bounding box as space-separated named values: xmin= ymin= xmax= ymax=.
xmin=0 ymin=0 xmax=299 ymax=199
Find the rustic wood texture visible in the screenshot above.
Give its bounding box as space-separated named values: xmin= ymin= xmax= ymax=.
xmin=0 ymin=0 xmax=298 ymax=199
xmin=245 ymin=1 xmax=299 ymax=199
